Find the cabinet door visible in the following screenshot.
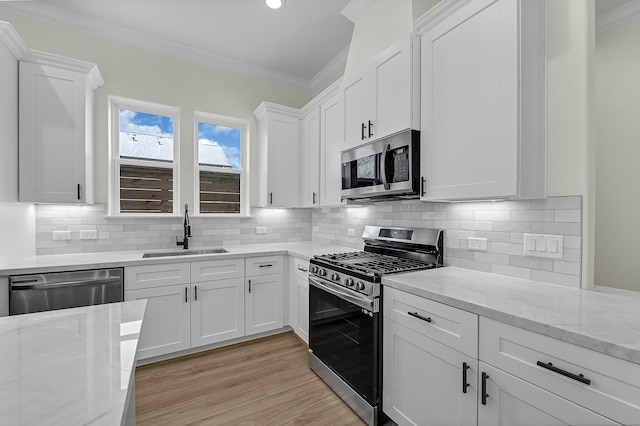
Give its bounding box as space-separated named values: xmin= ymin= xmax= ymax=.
xmin=383 ymin=318 xmax=477 ymax=426
xmin=421 ymin=0 xmax=519 ymax=201
xmin=19 ymin=61 xmax=88 ymax=203
xmin=295 ymin=276 xmax=309 ymax=344
xmin=191 ymin=279 xmax=244 ymax=347
xmin=478 ymin=362 xmax=620 ymax=426
xmin=300 ymin=107 xmax=320 ymax=207
xmin=245 ymin=274 xmax=283 ymax=336
xmin=267 ymin=113 xmax=300 ymax=207
xmin=319 ymin=93 xmax=346 ymax=207
xmin=341 ymin=71 xmax=373 ymax=151
xmin=125 ymin=285 xmax=191 ymax=360
xmin=373 ymin=35 xmax=417 ymax=140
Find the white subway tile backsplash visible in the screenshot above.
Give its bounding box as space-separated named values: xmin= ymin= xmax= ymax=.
xmin=36 ymin=196 xmax=583 ymax=289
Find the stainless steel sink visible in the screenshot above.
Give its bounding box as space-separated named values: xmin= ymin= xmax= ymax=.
xmin=142 ymin=248 xmax=228 ymax=258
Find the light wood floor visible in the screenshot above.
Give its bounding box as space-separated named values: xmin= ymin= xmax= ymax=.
xmin=135 ymin=332 xmax=367 ymax=425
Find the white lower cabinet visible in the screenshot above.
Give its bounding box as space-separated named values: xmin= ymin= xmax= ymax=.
xmin=245 ymin=255 xmax=284 ymax=336
xmin=245 ymin=273 xmax=283 ymax=335
xmin=126 ymin=284 xmax=191 ymax=359
xmin=478 ymin=362 xmax=619 ymax=426
xmin=288 ymin=256 xmax=309 ymax=343
xmin=191 ymin=278 xmax=244 ymax=347
xmin=383 ymin=288 xmax=638 ymax=425
xmin=383 ymin=318 xmax=477 ymax=426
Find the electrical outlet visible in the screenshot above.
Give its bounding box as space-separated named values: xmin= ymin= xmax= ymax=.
xmin=256 ymin=226 xmax=267 ymax=234
xmin=313 ymin=226 xmax=319 ymax=233
xmin=52 ymin=231 xmax=72 ymax=241
xmin=347 ymin=229 xmax=355 ymax=237
xmin=80 ymin=230 xmax=98 ymax=240
xmin=524 ymin=234 xmax=563 ymax=259
xmin=467 ymin=237 xmax=488 ymax=251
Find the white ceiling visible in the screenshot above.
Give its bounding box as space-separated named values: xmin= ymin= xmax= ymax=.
xmin=0 ymin=0 xmax=354 ymax=91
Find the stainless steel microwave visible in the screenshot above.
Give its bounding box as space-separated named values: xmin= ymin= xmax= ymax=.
xmin=341 ymin=129 xmax=420 ymax=201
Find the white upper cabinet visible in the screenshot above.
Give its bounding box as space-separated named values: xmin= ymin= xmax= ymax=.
xmin=341 ymin=34 xmax=420 ymax=151
xmin=19 ymin=51 xmax=103 ymax=204
xmin=418 ymin=0 xmax=546 ymax=201
xmin=253 ymin=102 xmax=301 ymax=208
xmin=319 ymin=92 xmax=346 ymax=207
xmin=299 ymin=107 xmax=321 ymax=207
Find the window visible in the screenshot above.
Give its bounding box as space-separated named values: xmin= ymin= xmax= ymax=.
xmin=110 ymin=98 xmax=179 ymax=215
xmin=195 ymin=113 xmax=248 ymax=215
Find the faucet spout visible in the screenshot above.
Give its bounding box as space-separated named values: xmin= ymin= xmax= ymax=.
xmin=177 ymin=204 xmax=191 ymax=250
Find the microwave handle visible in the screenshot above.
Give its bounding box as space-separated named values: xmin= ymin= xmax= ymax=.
xmin=381 ymin=143 xmax=391 ymax=190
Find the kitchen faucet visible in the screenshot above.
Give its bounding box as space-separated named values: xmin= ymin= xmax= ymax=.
xmin=176 ymin=204 xmax=192 ymax=249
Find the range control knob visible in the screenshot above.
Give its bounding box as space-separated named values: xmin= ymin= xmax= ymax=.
xmin=345 ymin=278 xmax=355 ymax=287
xmin=356 ymin=281 xmax=366 ymax=291
xmin=331 ymin=273 xmax=340 ymax=282
xmin=318 ymin=269 xmax=327 ymax=277
xmin=310 ymin=266 xmax=318 ymax=274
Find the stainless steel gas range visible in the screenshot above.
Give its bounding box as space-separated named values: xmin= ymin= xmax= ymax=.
xmin=308 ymin=226 xmax=444 ymax=426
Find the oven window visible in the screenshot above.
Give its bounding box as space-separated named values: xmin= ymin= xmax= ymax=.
xmin=308 ymin=285 xmax=379 ymax=404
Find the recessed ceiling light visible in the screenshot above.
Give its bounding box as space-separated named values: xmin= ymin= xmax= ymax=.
xmin=266 ymin=0 xmax=284 ymax=10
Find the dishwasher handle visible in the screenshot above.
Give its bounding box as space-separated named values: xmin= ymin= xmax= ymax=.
xmin=10 ymin=276 xmax=122 ymax=290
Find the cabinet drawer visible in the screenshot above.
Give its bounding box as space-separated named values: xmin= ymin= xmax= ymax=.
xmin=191 ymin=258 xmax=244 ymax=283
xmin=383 ymin=286 xmax=478 ymax=357
xmin=480 ymin=317 xmax=640 ymax=425
xmin=245 ymin=255 xmax=283 ymax=277
xmin=125 ymin=263 xmax=190 ymax=290
xmin=293 ymin=257 xmax=309 ymax=280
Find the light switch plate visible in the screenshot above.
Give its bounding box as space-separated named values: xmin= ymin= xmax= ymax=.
xmin=256 ymin=226 xmax=267 ymax=234
xmin=524 ymin=233 xmax=563 ymax=259
xmin=347 ymin=229 xmax=355 ymax=237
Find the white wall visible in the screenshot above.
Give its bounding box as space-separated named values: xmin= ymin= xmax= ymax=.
xmin=0 ymin=25 xmax=35 ymax=262
xmin=595 ymin=15 xmax=640 ymax=291
xmin=0 ymin=10 xmax=313 ymax=210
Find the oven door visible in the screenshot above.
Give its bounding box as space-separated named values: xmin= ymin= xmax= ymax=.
xmin=308 ymin=276 xmax=379 ymax=405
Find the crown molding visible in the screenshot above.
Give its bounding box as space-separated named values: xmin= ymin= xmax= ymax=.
xmin=414 ymin=0 xmax=467 ymax=35
xmin=25 ymin=49 xmax=104 ymax=88
xmin=596 ymin=1 xmax=640 ymax=33
xmin=309 ymin=44 xmax=348 ymax=94
xmin=0 ymin=2 xmax=312 ymax=91
xmin=253 ymin=101 xmax=302 ymax=120
xmin=300 ymin=77 xmax=343 ymax=115
xmin=341 ymin=0 xmax=377 ymax=23
xmin=0 ymin=20 xmax=30 ymax=59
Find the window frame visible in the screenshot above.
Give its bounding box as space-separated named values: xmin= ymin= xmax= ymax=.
xmin=194 ymin=111 xmax=250 ymax=217
xmin=109 ymin=96 xmax=181 ymax=217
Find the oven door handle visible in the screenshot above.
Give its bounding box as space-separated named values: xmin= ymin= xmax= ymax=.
xmin=309 ymin=276 xmax=376 ymax=312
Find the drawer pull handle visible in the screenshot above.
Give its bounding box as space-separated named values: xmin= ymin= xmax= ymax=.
xmin=194 ymin=285 xmax=198 ymax=301
xmin=185 ymin=286 xmax=188 ymax=303
xmin=481 ymin=372 xmax=489 ymax=405
xmin=297 ymin=265 xmax=308 ymax=272
xmin=259 ymin=264 xmax=274 ymax=268
xmin=248 ymin=279 xmax=252 ymax=293
xmin=462 ymin=362 xmax=470 ymax=394
xmin=408 ymin=311 xmax=431 ymax=323
xmin=536 ymin=361 xmax=591 ymax=385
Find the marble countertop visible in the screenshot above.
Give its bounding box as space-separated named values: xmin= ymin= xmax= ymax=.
xmin=0 ymin=242 xmax=356 ymax=275
xmin=383 ymin=267 xmax=640 ymax=365
xmin=0 ymin=300 xmax=147 ymax=425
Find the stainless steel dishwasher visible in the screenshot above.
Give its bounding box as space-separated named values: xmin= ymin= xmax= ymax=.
xmin=9 ymin=268 xmax=124 ymax=315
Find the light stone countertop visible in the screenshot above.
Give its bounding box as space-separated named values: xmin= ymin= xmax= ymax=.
xmin=383 ymin=267 xmax=640 ymax=365
xmin=0 ymin=300 xmax=147 ymax=426
xmin=0 ymin=242 xmax=356 ymax=276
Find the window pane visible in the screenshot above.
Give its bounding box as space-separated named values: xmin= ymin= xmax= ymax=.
xmin=120 ymin=165 xmax=173 ymax=213
xmin=199 ymin=170 xmax=240 ymax=213
xmin=198 ymin=122 xmax=241 ymax=169
xmin=119 ymin=108 xmax=174 ymax=162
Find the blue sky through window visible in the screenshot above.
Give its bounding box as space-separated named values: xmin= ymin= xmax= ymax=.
xmin=198 ymin=122 xmax=241 ymax=169
xmin=119 ymin=108 xmax=173 ymax=136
